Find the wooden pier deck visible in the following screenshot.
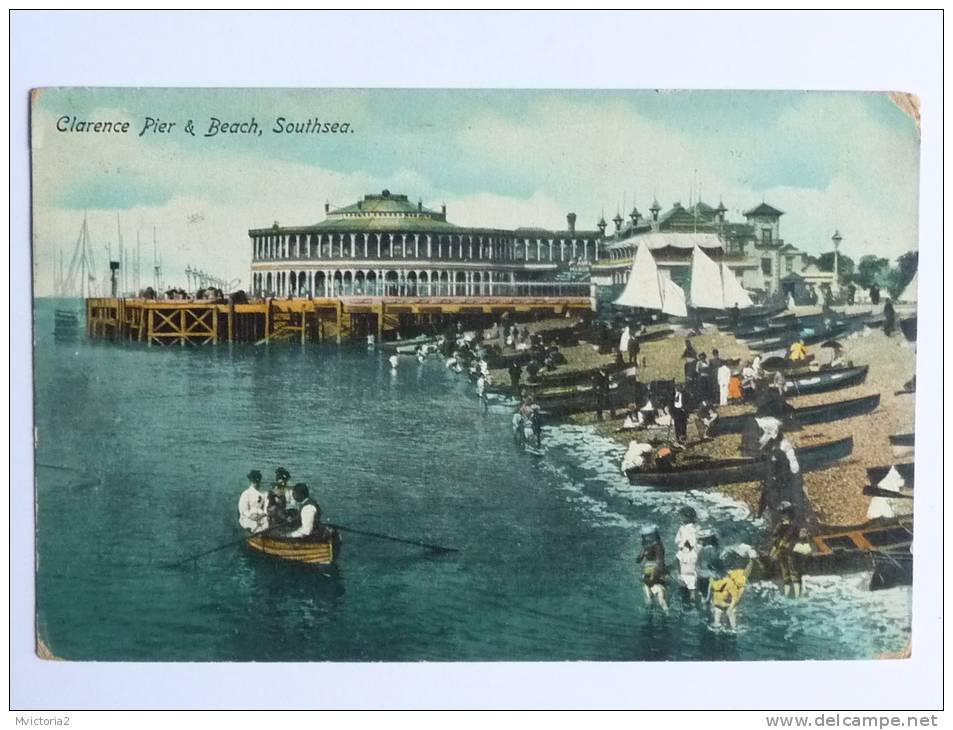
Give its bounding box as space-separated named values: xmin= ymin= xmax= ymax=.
xmin=85 ymin=295 xmax=593 ymax=345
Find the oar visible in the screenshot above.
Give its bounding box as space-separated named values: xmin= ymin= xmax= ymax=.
xmin=162 ymin=519 xmax=292 ymax=570
xmin=325 ymin=523 xmax=458 ymax=554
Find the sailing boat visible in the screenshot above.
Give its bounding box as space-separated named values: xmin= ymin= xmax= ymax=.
xmin=614 ymin=243 xmax=687 ymax=317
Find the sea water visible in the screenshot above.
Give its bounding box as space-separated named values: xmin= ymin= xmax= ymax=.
xmin=33 ymin=300 xmax=910 ymax=661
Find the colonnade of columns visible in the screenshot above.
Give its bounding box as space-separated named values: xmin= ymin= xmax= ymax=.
xmin=251 ymin=230 xmax=598 ymax=264
xmin=251 ymin=268 xmax=524 ymax=298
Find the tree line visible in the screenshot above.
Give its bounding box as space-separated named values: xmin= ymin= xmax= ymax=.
xmin=805 ymin=249 xmax=918 ymax=299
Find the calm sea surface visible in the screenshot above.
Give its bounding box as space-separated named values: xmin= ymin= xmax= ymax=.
xmin=34 ymin=299 xmax=910 ymax=661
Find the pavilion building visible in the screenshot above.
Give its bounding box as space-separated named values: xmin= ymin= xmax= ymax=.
xmin=248 ymin=190 xmax=600 ymax=298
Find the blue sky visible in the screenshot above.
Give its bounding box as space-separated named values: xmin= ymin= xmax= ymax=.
xmin=31 ymin=88 xmax=920 ymax=294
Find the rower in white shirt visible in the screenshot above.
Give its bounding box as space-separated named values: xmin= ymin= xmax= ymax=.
xmin=287 ymin=484 xmax=321 ymax=539
xmin=238 ymin=469 xmax=269 ymax=532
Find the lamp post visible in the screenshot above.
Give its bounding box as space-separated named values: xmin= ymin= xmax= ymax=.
xmin=831 ymin=229 xmax=843 ymax=294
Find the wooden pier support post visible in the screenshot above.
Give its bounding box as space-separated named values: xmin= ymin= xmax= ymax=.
xmin=227 ymin=298 xmax=235 ymax=344
xmin=146 ymin=307 xmax=154 ymax=346
xmin=264 ymin=297 xmax=272 ymax=344
xmin=376 ymin=299 xmax=384 ymax=342
xmin=212 ymin=306 xmax=219 ymax=344
xmin=300 ymin=309 xmax=307 ymax=346
xmin=335 ymin=300 xmax=343 ymax=343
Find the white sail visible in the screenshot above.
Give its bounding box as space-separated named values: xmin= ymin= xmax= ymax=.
xmin=661 ymin=276 xmax=688 ymax=317
xmin=898 ymin=271 xmax=917 ymax=303
xmin=614 ymin=243 xmax=664 ymax=310
xmin=721 ymin=263 xmax=754 ymax=308
xmin=689 ymin=245 xmax=726 ymax=309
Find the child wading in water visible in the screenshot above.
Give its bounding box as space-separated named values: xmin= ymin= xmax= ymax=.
xmin=709 ymin=551 xmax=756 ymax=630
xmin=637 ymin=525 xmax=669 ymax=612
xmin=674 ymin=506 xmax=700 ymax=606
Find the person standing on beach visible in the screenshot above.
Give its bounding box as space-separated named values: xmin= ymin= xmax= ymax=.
xmin=883 ymin=298 xmax=896 ymax=336
xmin=717 ymin=362 xmax=732 ymax=406
xmin=508 ymin=361 xmax=522 ymax=391
xmin=672 ymin=383 xmax=689 ymax=443
xmin=619 ymin=325 xmax=631 ymax=363
xmin=476 ymin=373 xmax=489 ymax=414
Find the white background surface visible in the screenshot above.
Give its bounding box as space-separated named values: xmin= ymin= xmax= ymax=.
xmin=8 ymin=10 xmax=944 ymax=711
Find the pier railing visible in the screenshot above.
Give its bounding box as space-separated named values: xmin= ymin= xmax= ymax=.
xmin=85 ymin=282 xmax=593 ymax=346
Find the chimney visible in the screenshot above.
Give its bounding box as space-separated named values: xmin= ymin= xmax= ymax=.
xmin=567 ymin=212 xmax=576 ymax=234
xmin=418 ymin=200 xmax=423 ymax=212
xmin=441 ymin=203 xmax=446 ymax=215
xmin=324 ymin=202 xmax=330 ymax=214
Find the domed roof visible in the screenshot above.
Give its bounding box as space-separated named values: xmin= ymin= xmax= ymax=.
xmin=314 ymin=190 xmax=458 ymax=232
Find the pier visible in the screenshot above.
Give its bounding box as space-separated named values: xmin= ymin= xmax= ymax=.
xmin=85 ymin=290 xmax=593 ymax=346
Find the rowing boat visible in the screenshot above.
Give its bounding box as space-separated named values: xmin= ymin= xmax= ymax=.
xmin=486 ymin=360 xmax=632 ymax=395
xmin=745 ymin=322 xmax=849 ymax=352
xmin=625 ymin=437 xmax=853 ymax=489
xmin=888 ymin=433 xmax=915 ymax=447
xmin=380 ymin=334 xmax=433 ymax=351
xmin=866 ymin=463 xmax=915 ymax=489
xmin=709 ymin=394 xmax=880 ymax=436
xmin=751 ymin=519 xmax=913 ymax=589
xmin=899 ymin=317 xmax=917 ymax=342
xmin=782 ymin=365 xmax=869 ymax=396
xmin=246 ymin=534 xmax=338 ymax=565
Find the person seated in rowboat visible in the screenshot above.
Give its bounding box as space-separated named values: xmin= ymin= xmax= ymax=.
xmin=285 ymin=484 xmax=336 ymax=542
xmin=238 ymin=470 xmax=269 ymax=532
xmin=740 ymin=361 xmax=758 ymax=401
xmin=637 ymin=525 xmax=668 ymax=612
xmin=271 ymin=467 xmax=292 ymax=508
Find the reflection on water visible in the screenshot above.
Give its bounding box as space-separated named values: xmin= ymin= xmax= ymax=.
xmin=34 ymin=300 xmax=910 ymax=661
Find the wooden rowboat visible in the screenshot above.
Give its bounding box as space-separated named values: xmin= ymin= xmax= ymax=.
xmin=709 ymin=394 xmax=880 ymax=436
xmin=782 ymin=365 xmax=869 ymax=396
xmin=751 ymin=519 xmax=913 ymax=589
xmin=246 ymin=534 xmax=338 ymax=565
xmin=625 ymin=436 xmax=853 ymax=490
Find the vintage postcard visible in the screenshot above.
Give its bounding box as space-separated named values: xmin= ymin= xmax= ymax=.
xmin=32 ymin=88 xmax=919 ymax=662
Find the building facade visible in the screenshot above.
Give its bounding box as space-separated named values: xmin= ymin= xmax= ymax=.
xmin=249 ymin=190 xmax=600 ymax=298
xmin=591 ymin=198 xmax=808 ymax=297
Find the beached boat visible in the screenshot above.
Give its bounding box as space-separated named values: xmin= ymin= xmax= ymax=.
xmin=781 ymin=365 xmax=869 ymax=396
xmin=866 ymin=463 xmax=915 ymax=489
xmin=709 ymin=394 xmax=880 ymax=436
xmin=486 ymin=361 xmax=633 ymax=395
xmin=751 ymin=519 xmax=913 ymax=589
xmin=246 ymin=534 xmax=338 ymax=566
xmin=536 ymin=386 xmax=633 ymax=419
xmin=707 ymin=303 xmax=786 ymax=326
xmin=888 ymin=433 xmax=915 ymax=447
xmin=744 ymin=322 xmax=850 ymax=352
xmin=625 ymin=436 xmax=853 ymax=489
xmin=900 ymin=317 xmax=917 ymax=342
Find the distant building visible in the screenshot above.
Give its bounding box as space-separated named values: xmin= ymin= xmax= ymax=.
xmin=248 ymin=190 xmax=600 ymax=298
xmin=592 ymin=198 xmax=810 ymax=297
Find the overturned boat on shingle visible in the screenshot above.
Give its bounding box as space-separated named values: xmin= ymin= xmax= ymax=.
xmin=625 ymin=436 xmax=853 ymax=490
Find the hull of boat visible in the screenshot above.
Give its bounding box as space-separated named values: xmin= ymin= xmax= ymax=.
xmin=900 ymin=317 xmax=917 ymax=342
xmin=626 ymin=437 xmax=853 ymax=489
xmin=710 ymin=394 xmax=880 ymax=436
xmin=782 ymin=365 xmax=868 ymax=396
xmin=246 ymin=534 xmax=337 ymax=565
xmin=745 ymin=323 xmax=850 ymax=351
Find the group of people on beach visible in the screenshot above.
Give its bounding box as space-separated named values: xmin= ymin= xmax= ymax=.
xmin=237 ymin=467 xmax=334 ymax=541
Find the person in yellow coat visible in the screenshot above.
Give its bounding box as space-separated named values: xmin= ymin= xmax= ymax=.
xmin=789 ymin=339 xmax=809 ymax=362
xmin=708 ymin=552 xmax=756 ymax=630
